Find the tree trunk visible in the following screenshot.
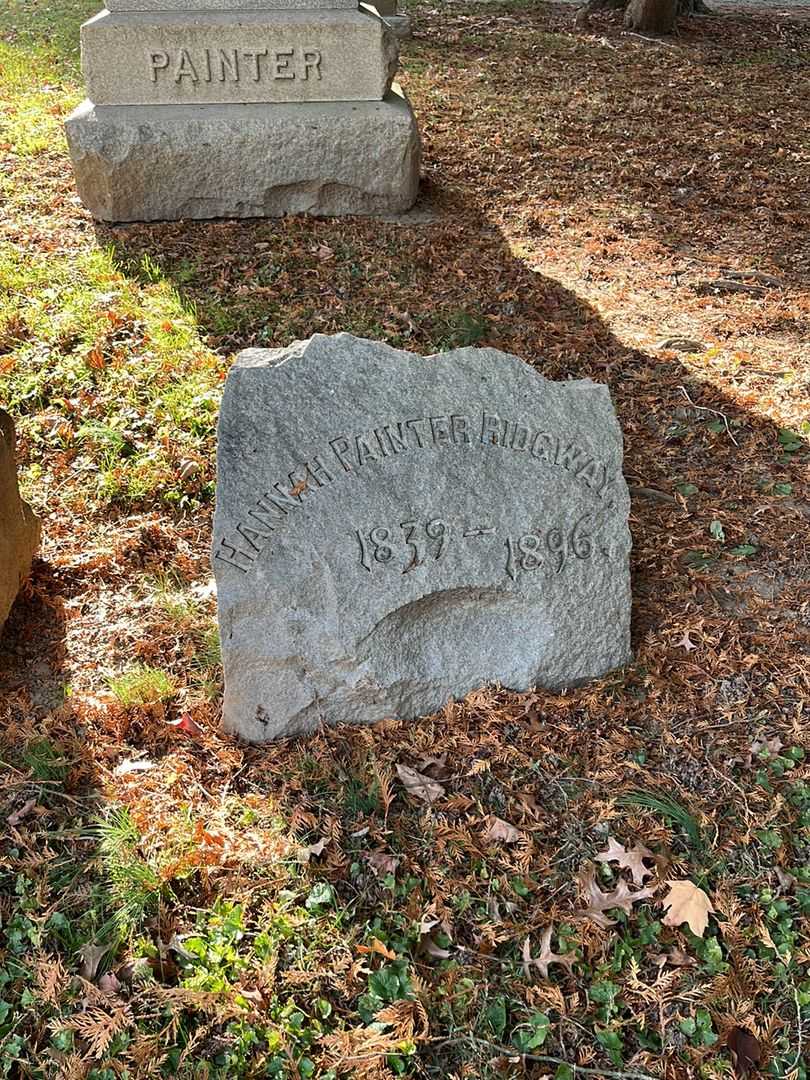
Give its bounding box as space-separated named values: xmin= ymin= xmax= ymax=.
xmin=623 ymin=0 xmax=677 ymax=32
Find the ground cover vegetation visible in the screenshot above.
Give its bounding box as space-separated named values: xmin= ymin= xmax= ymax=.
xmin=0 ymin=0 xmax=808 ymax=1076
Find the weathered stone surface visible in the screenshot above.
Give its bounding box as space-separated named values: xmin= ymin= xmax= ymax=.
xmin=0 ymin=411 xmax=41 ymax=630
xmin=212 ymin=334 xmax=632 ymax=743
xmin=380 ymin=12 xmax=412 ymax=39
xmin=81 ymin=9 xmax=397 ymax=106
xmin=64 ymin=88 xmax=420 ymax=221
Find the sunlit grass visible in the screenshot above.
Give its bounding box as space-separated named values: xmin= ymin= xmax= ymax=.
xmin=108 ymin=665 xmax=177 ymax=706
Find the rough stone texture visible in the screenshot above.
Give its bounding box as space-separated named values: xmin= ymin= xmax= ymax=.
xmin=81 ymin=9 xmax=397 ymax=106
xmin=381 ymin=12 xmax=412 ymax=38
xmin=0 ymin=411 xmax=41 ymax=630
xmin=64 ymin=87 xmax=420 ymax=221
xmin=212 ymin=334 xmax=632 ymax=743
xmin=369 ymin=0 xmax=397 ymax=13
xmin=107 ymin=0 xmax=358 ymax=9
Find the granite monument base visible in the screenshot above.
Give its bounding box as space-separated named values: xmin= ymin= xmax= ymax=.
xmin=65 ymin=88 xmax=420 ymax=222
xmin=381 ymin=13 xmax=412 ymax=39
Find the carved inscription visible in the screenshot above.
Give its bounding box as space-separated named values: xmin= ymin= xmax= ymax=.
xmin=503 ymin=517 xmax=595 ymax=580
xmin=353 ymin=515 xmax=602 ymax=580
xmin=148 ymin=46 xmax=322 ymax=84
xmin=214 ymin=409 xmax=618 ymax=575
xmin=356 ymin=518 xmax=451 ymax=574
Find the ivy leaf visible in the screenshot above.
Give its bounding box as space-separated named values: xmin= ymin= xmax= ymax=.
xmin=777 ymin=428 xmax=801 ymax=452
xmin=730 ymin=544 xmax=758 ymax=557
xmin=709 ymin=519 xmax=726 ymax=542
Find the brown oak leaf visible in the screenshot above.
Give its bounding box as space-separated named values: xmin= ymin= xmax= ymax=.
xmin=522 ymin=927 xmax=576 ymax=979
xmin=661 ymin=880 xmax=714 ymax=937
xmin=580 ymin=870 xmax=657 ymax=928
xmin=395 ymin=764 xmax=444 ymax=804
xmin=484 ymin=816 xmax=522 ymax=844
xmin=595 ymin=837 xmax=655 ymax=886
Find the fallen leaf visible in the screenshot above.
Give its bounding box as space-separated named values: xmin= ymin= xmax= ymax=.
xmin=595 ymin=837 xmax=655 ymax=886
xmin=516 ymin=790 xmax=543 ymax=820
xmin=366 ymin=850 xmax=401 ymax=877
xmin=97 ymin=971 xmax=121 ymax=996
xmin=750 ymin=734 xmax=782 ymax=756
xmin=484 ymin=816 xmax=522 ymax=844
xmin=522 ymin=927 xmax=576 ymax=979
xmin=166 ymin=714 xmax=203 ymax=737
xmin=80 ymin=943 xmax=111 ymax=980
xmin=580 ymin=870 xmax=657 ymax=928
xmin=298 ymin=838 xmax=328 ymax=863
xmin=357 ymin=937 xmax=397 ymax=961
xmin=661 ymin=880 xmax=714 ymax=937
xmin=675 ymin=631 xmax=697 ymax=652
xmin=423 ymin=937 xmax=452 ymax=959
xmin=113 ymin=758 xmax=156 ymax=776
xmin=727 ymin=1027 xmax=761 ymax=1077
xmin=417 ymin=752 xmax=450 ymax=779
xmin=395 ymin=763 xmax=444 ymax=804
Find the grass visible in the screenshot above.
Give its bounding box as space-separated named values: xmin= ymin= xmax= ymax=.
xmin=1 ymin=0 xmax=809 ymax=1076
xmin=108 ymin=665 xmax=177 ymax=706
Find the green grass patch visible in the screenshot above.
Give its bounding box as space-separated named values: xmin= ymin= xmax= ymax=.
xmin=108 ymin=665 xmax=176 ymax=706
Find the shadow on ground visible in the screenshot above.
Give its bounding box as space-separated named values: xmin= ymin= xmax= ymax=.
xmin=99 ymin=183 xmax=809 ymax=663
xmin=0 ymin=560 xmax=69 ymax=716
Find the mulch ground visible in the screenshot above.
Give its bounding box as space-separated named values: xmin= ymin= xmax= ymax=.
xmin=0 ymin=1 xmax=808 ymax=1077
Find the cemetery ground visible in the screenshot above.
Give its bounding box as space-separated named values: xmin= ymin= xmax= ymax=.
xmin=0 ymin=0 xmax=808 ymax=1075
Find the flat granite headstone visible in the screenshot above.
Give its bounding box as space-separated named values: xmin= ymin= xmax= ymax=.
xmin=1 ymin=410 xmax=41 ymax=630
xmin=213 ymin=334 xmax=632 ymax=742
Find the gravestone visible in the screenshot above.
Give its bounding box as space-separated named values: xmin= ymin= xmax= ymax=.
xmin=64 ymin=0 xmax=419 ymax=220
xmin=370 ymin=0 xmax=413 ymax=39
xmin=213 ymin=334 xmax=632 ymax=742
xmin=1 ymin=411 xmax=41 ymax=630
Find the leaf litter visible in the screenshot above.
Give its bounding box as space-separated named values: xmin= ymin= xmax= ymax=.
xmin=0 ymin=0 xmax=808 ymax=1075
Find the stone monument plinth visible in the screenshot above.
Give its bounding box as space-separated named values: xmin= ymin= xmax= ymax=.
xmin=212 ymin=334 xmax=632 ymax=743
xmin=65 ymin=1 xmax=420 ymax=220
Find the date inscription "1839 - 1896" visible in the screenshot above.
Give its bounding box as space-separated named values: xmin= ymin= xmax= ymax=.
xmin=355 ymin=514 xmax=603 ymax=581
xmin=215 ymin=409 xmax=618 ymax=576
